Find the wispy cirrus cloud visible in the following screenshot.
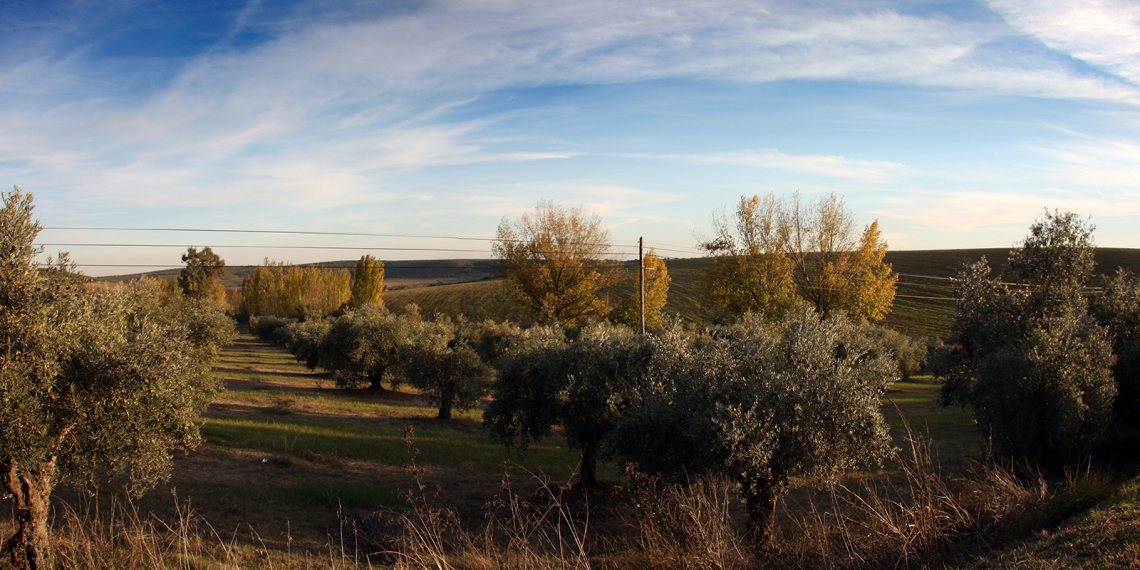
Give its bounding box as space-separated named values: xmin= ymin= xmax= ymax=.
xmin=616 ymin=150 xmax=909 ymax=182
xmin=986 ymin=0 xmax=1140 ymax=85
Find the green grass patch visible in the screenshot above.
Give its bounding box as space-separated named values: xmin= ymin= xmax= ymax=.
xmin=202 ymin=416 xmax=582 ymax=475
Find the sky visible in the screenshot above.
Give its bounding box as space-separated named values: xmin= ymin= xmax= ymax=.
xmin=2 ymin=0 xmax=1138 ymax=275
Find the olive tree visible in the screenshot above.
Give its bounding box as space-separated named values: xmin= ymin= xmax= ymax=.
xmin=402 ymin=316 xmax=495 ymax=420
xmin=611 ymin=305 xmax=897 ymax=547
xmin=278 ymin=318 xmax=334 ymax=370
xmin=484 ymin=321 xmax=652 ymax=488
xmin=318 ymin=304 xmax=419 ymax=390
xmin=1091 ymin=269 xmax=1140 ymax=428
xmin=934 ymin=211 xmax=1116 ymax=467
xmin=1 ymin=188 xmax=226 ymax=568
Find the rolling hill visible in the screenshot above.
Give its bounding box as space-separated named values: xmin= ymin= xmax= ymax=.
xmin=103 ymin=248 xmax=1140 ymax=339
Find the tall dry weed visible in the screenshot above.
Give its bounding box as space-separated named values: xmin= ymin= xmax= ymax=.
xmin=778 ymin=420 xmax=1063 ymax=569
xmin=623 ymin=467 xmax=749 ymax=570
xmin=390 ymin=426 xmax=591 ymax=570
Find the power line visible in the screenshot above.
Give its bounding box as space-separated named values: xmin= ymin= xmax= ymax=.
xmin=40 ymin=225 xmax=709 ymax=255
xmin=41 ymin=226 xmax=648 ymax=249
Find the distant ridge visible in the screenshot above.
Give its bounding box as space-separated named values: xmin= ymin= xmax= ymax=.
xmin=100 ymin=259 xmax=499 ymax=289
xmin=101 ymin=248 xmax=1140 ymax=337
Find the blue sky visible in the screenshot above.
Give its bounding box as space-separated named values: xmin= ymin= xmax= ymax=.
xmin=3 ymin=0 xmax=1138 ymax=275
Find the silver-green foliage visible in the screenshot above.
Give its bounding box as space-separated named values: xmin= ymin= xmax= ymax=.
xmin=1090 ymin=269 xmax=1140 ymax=428
xmin=484 ymin=321 xmax=651 ymax=488
xmin=935 ymin=211 xmax=1117 ymax=466
xmin=278 ymin=318 xmax=333 ymax=370
xmin=318 ymin=304 xmax=420 ymax=389
xmin=402 ymin=316 xmax=496 ymax=420
xmin=611 ymin=305 xmax=897 ymax=544
xmin=1 ymin=188 xmax=226 ymax=568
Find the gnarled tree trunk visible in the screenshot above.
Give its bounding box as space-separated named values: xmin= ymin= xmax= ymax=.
xmin=742 ymin=480 xmax=780 ymax=550
xmin=368 ymin=365 xmax=386 ymax=391
xmin=575 ymin=440 xmax=599 ymax=489
xmin=2 ymin=457 xmax=56 ymax=570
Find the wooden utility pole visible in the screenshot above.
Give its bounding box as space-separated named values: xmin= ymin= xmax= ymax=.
xmin=639 ymin=237 xmax=645 ymax=335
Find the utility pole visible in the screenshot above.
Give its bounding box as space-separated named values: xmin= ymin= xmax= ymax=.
xmin=639 ymin=237 xmax=645 ymax=335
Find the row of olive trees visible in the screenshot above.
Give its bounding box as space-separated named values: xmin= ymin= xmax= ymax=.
xmin=251 ymin=305 xmax=509 ymax=420
xmin=935 ymin=211 xmax=1140 ymax=469
xmin=236 ymin=255 xmax=385 ymax=321
xmin=1 ymin=188 xmax=235 ymax=569
xmin=252 ymin=296 xmax=907 ymax=547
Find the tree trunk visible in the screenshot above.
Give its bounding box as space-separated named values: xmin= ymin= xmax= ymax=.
xmin=742 ymin=481 xmax=780 ymax=550
xmin=368 ymin=365 xmax=386 ymax=391
xmin=575 ymin=440 xmax=599 ymax=489
xmin=437 ymin=400 xmax=453 ymax=420
xmin=2 ymin=457 xmax=55 ymax=570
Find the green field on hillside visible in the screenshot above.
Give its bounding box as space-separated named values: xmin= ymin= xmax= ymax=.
xmin=386 ymin=248 xmax=1140 ymax=338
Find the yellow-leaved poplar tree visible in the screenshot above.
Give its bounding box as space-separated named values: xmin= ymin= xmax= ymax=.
xmin=349 ymin=254 xmax=385 ymax=307
xmin=237 ymin=260 xmax=350 ymax=320
xmin=702 ymin=192 xmax=896 ymax=321
xmin=788 ymin=193 xmax=897 ymax=320
xmin=493 ymin=200 xmax=619 ymax=325
xmin=700 ymin=194 xmax=797 ymax=322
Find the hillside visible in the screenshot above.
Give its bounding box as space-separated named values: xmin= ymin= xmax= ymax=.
xmin=108 ymin=248 xmax=1140 ymax=338
xmin=392 ymin=248 xmax=1140 ymax=337
xmin=103 ymin=258 xmax=498 ymax=288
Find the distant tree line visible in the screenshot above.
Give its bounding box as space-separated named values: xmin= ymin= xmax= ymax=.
xmin=235 ymin=254 xmax=385 ymax=321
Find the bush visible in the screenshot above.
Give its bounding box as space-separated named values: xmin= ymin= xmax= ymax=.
xmin=249 ymin=315 xmax=297 ymax=342
xmin=854 ymin=321 xmax=928 ymax=379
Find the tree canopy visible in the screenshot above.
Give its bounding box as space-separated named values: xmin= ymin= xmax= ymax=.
xmin=701 ymin=192 xmax=896 ymax=321
xmin=935 ymin=211 xmax=1117 ymax=467
xmin=349 ymin=254 xmax=385 ymax=308
xmin=610 ymin=306 xmax=897 ymax=546
xmin=1 ymin=187 xmax=231 ymax=568
xmin=177 ymin=246 xmax=226 ymax=300
xmin=493 ymin=200 xmax=619 ymax=325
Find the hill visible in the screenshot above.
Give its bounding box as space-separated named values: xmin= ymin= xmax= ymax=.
xmin=388 ymin=248 xmax=1140 ymax=338
xmin=102 ymin=258 xmax=498 ymax=289
xmin=105 ymin=248 xmax=1140 ymax=338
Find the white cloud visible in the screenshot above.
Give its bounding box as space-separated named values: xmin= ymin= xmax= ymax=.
xmin=877 ymin=187 xmax=1140 ymax=235
xmin=987 ymin=0 xmax=1140 ymax=85
xmin=618 ymin=150 xmax=909 ymax=182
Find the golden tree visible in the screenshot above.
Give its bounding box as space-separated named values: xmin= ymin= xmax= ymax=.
xmin=788 ymin=193 xmax=896 ymax=320
xmin=349 ymin=254 xmax=385 ymax=307
xmin=493 ymin=200 xmax=619 ymax=325
xmin=700 ymin=194 xmax=797 ymax=322
xmin=237 ymin=260 xmax=350 ymax=320
xmin=610 ymin=248 xmax=671 ymax=330
xmin=702 ymin=193 xmax=896 ymax=321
